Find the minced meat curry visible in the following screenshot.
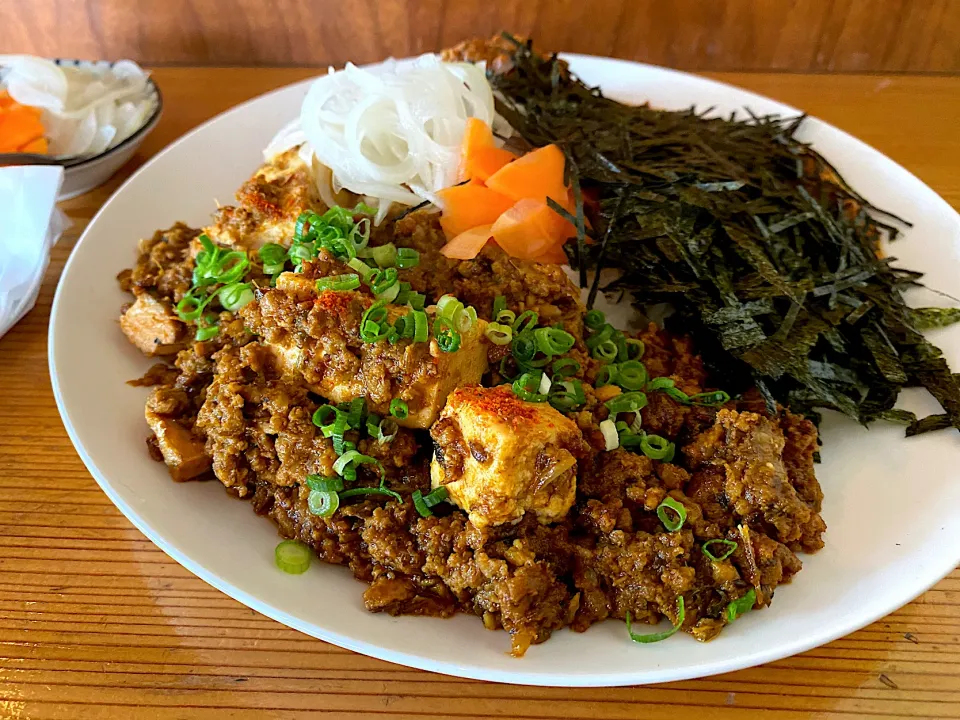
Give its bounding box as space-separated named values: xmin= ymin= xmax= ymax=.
xmin=117 ymin=150 xmax=825 ymax=656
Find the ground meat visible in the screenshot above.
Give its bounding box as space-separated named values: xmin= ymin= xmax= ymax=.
xmin=117 ymin=134 xmax=827 ymax=655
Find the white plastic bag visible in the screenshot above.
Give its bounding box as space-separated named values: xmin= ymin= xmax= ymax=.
xmin=0 ymin=165 xmax=68 ymax=338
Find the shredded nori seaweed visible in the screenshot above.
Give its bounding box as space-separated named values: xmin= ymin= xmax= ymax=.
xmin=489 ymin=35 xmax=960 ymax=435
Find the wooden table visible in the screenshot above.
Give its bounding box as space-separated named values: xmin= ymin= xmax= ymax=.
xmin=1 ymin=68 xmax=959 ymax=720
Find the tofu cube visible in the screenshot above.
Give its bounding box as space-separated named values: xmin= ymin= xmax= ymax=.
xmin=145 ymin=410 xmax=211 ymax=482
xmin=430 ymin=385 xmax=585 ymax=528
xmin=120 ymin=294 xmax=186 ymax=356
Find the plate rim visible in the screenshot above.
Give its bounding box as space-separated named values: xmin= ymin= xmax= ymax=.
xmin=49 ymin=54 xmax=960 ymax=687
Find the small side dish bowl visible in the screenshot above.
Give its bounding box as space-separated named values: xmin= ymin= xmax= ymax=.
xmin=0 ymin=59 xmax=163 ymax=199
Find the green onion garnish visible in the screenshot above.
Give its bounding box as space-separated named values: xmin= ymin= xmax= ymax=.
xmin=423 ymin=486 xmax=448 ymax=507
xmin=365 ymin=413 xmax=381 ymax=437
xmin=275 ymin=540 xmax=312 ymax=574
xmin=368 ymin=267 xmax=399 ymax=295
xmin=376 ymin=418 xmax=398 ymax=442
xmin=703 ymin=539 xmax=738 ymax=562
xmin=551 ymin=358 xmax=580 ymax=379
xmin=195 ymin=323 xmax=219 ymax=341
xmin=369 ymin=243 xmax=397 ymax=268
xmin=333 ymin=450 xmax=383 ymax=479
xmin=688 ymin=391 xmax=732 ymax=407
xmin=305 ymin=475 xmax=344 ymax=493
xmin=496 ymin=308 xmax=516 ymax=326
xmin=616 ymin=360 xmax=648 ymax=391
xmin=218 ymin=282 xmax=254 ymax=312
xmin=585 ymin=323 xmax=614 ymax=350
xmin=656 ymin=497 xmax=686 ymax=531
xmin=492 ymin=295 xmax=507 ymax=319
xmin=512 ymin=310 xmax=538 ymax=335
xmin=513 ymin=371 xmax=548 ymax=402
xmin=726 ymin=588 xmax=757 ymax=622
xmin=641 ymin=433 xmax=675 ymax=462
xmin=510 ymin=331 xmax=537 ymax=364
xmin=360 ymin=300 xmax=390 ymax=343
xmin=604 ymin=392 xmax=648 ymax=414
xmin=625 ymin=338 xmax=645 ymax=359
xmin=433 ymin=316 xmax=461 ymax=353
xmin=485 ymin=322 xmax=513 ymax=345
xmin=347 ymin=257 xmax=373 ymax=281
xmin=396 ymin=247 xmax=420 ymax=269
xmin=593 ymin=339 xmax=619 ymax=362
xmin=413 ymin=489 xmax=432 ymax=517
xmin=412 ymin=310 xmax=429 ymax=342
xmin=339 ymin=484 xmax=402 ymax=502
xmin=395 ymin=281 xmax=411 ymax=305
xmin=647 ymin=377 xmax=676 ymax=392
xmin=345 ymin=397 xmax=365 ymax=428
xmin=534 ymin=327 xmax=575 ymax=356
xmin=390 ymin=398 xmax=409 ymax=420
xmin=549 ymin=379 xmax=586 ymax=412
xmin=626 ymin=596 xmax=685 ymax=644
xmin=584 ymin=309 xmax=606 ymax=331
xmin=316 ymin=274 xmax=360 ymax=292
xmin=407 ymin=292 xmax=426 ymax=311
xmin=307 ymin=489 xmax=339 ymax=517
xmin=175 ymin=290 xmax=209 ymax=322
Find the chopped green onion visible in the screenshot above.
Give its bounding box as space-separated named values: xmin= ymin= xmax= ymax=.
xmin=626 ymin=596 xmax=685 ymax=644
xmin=616 ymin=360 xmax=648 ymax=391
xmin=584 ymin=309 xmax=606 ymax=331
xmin=656 ymin=497 xmax=687 ymax=531
xmin=312 ymin=404 xmax=338 ymax=429
xmin=437 ymin=294 xmax=463 ymax=320
xmin=551 ymin=358 xmax=580 ymax=379
xmin=412 ymin=310 xmax=429 ymax=342
xmin=664 ymin=387 xmax=692 ymax=404
xmin=396 ymin=247 xmax=420 ymax=269
xmin=688 ymin=391 xmax=732 ymax=407
xmin=368 ymin=267 xmax=399 ymax=295
xmin=375 ymin=282 xmax=400 ymax=303
xmin=459 ymin=305 xmax=478 ymax=333
xmin=195 ymin=323 xmax=219 ymax=341
xmin=333 ymin=450 xmax=383 ymax=479
xmin=600 ymin=419 xmax=619 ymax=450
xmin=512 ymin=310 xmax=538 ymax=335
xmin=625 ymin=338 xmax=645 ymax=359
xmin=433 ymin=316 xmax=461 ymax=353
xmin=339 ymin=485 xmax=402 ymax=502
xmin=360 ymin=300 xmax=390 ymax=343
xmin=492 ymin=295 xmax=507 ymax=319
xmin=595 ymin=365 xmax=617 ymax=387
xmin=534 ymin=327 xmax=575 ymax=356
xmin=305 ymin=475 xmax=344 ymax=493
xmin=548 ymin=379 xmax=586 ymax=412
xmin=510 ymin=331 xmax=537 ymax=364
xmin=307 ymin=489 xmax=339 ymax=517
xmin=365 ymin=413 xmax=381 ymax=437
xmin=390 ymin=398 xmax=409 ymax=420
xmin=275 ymin=540 xmax=311 ymax=574
xmin=647 ymin=377 xmax=676 ymax=392
xmin=345 ymin=397 xmax=365 ymax=429
xmin=513 ymin=371 xmax=547 ymax=402
xmin=175 ymin=290 xmax=210 ymax=322
xmin=218 ymin=282 xmax=254 ymax=312
xmin=585 ymin=323 xmax=614 ymax=350
xmin=407 ymin=292 xmax=426 ymax=311
xmin=641 ymin=433 xmax=675 ymax=462
xmin=485 ymin=322 xmax=513 ymax=345
xmin=395 ymin=281 xmax=411 ymax=305
xmin=703 ymin=539 xmax=738 ymax=562
xmin=412 ymin=489 xmax=433 ymax=517
xmin=369 ymin=243 xmax=397 ymax=268
xmin=423 ymin=486 xmax=448 ymax=508
xmin=215 ymin=252 xmax=251 ymax=285
xmin=496 ymin=309 xmax=516 ymax=326
xmin=316 ymin=274 xmax=360 ymax=292
xmin=726 ymin=588 xmax=757 ymax=623
xmin=604 ymin=392 xmax=649 ymax=414
xmin=376 ymin=418 xmax=398 ymax=442
xmin=347 ymin=257 xmax=373 ymax=281
xmin=593 ymin=339 xmax=619 ymax=363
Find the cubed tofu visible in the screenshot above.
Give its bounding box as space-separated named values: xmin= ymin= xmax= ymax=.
xmin=257 ymin=283 xmax=489 ymax=429
xmin=145 ymin=410 xmax=211 ymax=482
xmin=120 ymin=294 xmax=186 ymax=356
xmin=430 ymin=385 xmax=586 ymax=528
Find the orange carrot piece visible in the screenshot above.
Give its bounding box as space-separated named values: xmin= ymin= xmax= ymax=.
xmin=19 ymin=136 xmax=48 ymax=154
xmin=0 ymin=106 xmax=46 ymax=153
xmin=485 ymin=144 xmax=569 ymax=208
xmin=440 ymin=224 xmax=494 ymax=260
xmin=437 ymin=181 xmax=516 ymax=239
xmin=459 ymin=118 xmax=514 ymax=182
xmin=0 ymin=91 xmax=14 ymax=110
xmin=490 ymin=198 xmax=569 ymax=263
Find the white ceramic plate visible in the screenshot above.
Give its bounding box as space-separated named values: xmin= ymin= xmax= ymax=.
xmin=49 ymin=55 xmax=960 ymax=687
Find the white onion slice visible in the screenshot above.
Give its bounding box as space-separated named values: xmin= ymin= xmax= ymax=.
xmin=600 ymin=419 xmax=620 ymax=451
xmin=264 ymin=53 xmax=504 ymax=223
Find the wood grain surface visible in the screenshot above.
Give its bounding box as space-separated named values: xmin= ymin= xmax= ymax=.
xmin=1 ymin=0 xmax=959 ymax=73
xmin=1 ymin=67 xmax=960 ymax=719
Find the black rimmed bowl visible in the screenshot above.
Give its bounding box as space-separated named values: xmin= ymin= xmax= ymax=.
xmin=0 ymin=59 xmax=163 ymax=199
